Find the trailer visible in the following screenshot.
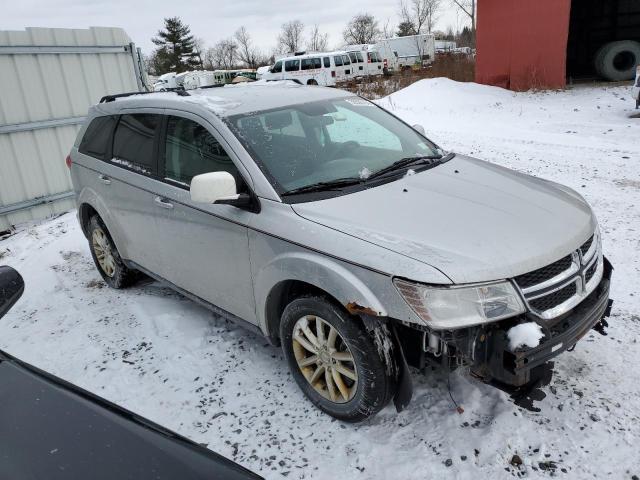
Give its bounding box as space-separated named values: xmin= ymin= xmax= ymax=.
xmin=376 ymin=34 xmax=436 ymax=71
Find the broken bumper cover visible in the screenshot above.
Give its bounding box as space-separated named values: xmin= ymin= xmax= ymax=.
xmin=473 ymin=258 xmax=613 ymax=387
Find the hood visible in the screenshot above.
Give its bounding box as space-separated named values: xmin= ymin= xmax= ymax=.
xmin=292 ymin=155 xmax=596 ymax=284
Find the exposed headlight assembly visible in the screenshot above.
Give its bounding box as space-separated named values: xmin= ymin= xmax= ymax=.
xmin=394 ymin=278 xmax=526 ymax=329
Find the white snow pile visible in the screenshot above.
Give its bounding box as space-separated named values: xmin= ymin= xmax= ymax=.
xmin=507 ymin=322 xmax=544 ymax=351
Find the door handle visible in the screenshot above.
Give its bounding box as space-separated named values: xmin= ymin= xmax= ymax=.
xmin=98 ymin=174 xmax=111 ymax=185
xmin=154 ymin=196 xmax=174 ymax=210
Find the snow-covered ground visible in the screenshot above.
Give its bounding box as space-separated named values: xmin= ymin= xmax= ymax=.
xmin=1 ymin=79 xmax=639 ymax=479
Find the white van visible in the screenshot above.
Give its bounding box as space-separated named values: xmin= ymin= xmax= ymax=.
xmin=344 ymin=44 xmax=384 ymax=76
xmin=326 ymin=51 xmax=356 ymax=82
xmin=346 ymin=50 xmax=366 ymax=78
xmin=261 ymin=53 xmax=337 ymax=86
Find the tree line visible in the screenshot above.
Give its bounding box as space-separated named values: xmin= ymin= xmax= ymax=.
xmin=147 ymin=0 xmax=476 ymax=75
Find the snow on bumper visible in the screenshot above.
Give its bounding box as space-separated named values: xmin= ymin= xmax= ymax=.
xmin=471 ymin=257 xmax=613 ymax=388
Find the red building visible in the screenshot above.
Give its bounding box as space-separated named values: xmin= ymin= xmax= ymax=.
xmin=476 ymin=0 xmax=640 ymax=91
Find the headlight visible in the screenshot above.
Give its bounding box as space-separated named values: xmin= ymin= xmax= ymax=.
xmin=394 ymin=279 xmax=525 ymax=329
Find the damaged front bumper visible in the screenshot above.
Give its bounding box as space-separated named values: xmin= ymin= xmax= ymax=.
xmin=470 ymin=257 xmax=613 ymax=388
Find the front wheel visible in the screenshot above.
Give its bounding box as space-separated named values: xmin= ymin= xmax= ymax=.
xmin=280 ymin=295 xmax=395 ymax=422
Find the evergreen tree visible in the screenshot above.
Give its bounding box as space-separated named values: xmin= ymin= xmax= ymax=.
xmin=151 ymin=17 xmax=201 ymax=74
xmin=397 ymin=21 xmax=416 ymax=37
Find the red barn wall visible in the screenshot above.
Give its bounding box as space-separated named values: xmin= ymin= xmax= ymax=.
xmin=476 ymin=0 xmax=573 ymax=91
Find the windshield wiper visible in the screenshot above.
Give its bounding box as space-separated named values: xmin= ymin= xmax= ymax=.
xmin=281 ymin=177 xmax=363 ymax=196
xmin=366 ymin=153 xmax=452 ymax=181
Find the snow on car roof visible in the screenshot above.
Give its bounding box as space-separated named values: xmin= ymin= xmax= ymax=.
xmin=92 ymin=81 xmax=353 ymax=118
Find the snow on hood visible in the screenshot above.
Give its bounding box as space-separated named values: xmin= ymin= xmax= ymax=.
xmin=292 ymin=155 xmax=596 ymax=284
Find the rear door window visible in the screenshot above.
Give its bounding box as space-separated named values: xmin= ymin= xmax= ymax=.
xmin=112 ymin=114 xmax=160 ymax=175
xmin=78 ymin=116 xmax=116 ymax=160
xmin=285 ymin=59 xmax=300 ymax=72
xmin=163 ymin=116 xmax=243 ymax=189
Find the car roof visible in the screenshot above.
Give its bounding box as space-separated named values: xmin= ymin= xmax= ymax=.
xmin=89 ymin=81 xmax=354 ymax=119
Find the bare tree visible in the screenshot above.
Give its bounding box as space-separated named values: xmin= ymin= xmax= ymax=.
xmin=399 ymin=0 xmax=441 ymax=34
xmin=343 ymin=13 xmax=381 ymax=45
xmin=278 ymin=20 xmax=304 ymax=53
xmin=381 ymin=17 xmax=395 ymax=39
xmin=205 ymin=39 xmax=237 ymax=70
xmin=307 ymin=24 xmax=329 ymax=52
xmin=234 ymin=26 xmax=260 ymax=68
xmin=451 ymin=0 xmax=475 ymax=46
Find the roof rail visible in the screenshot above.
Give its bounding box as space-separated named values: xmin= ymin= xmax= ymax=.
xmin=99 ymin=87 xmax=190 ymax=103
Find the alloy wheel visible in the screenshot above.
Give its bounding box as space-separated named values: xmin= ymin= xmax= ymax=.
xmin=292 ymin=315 xmax=358 ymax=403
xmin=92 ymin=228 xmax=116 ymax=277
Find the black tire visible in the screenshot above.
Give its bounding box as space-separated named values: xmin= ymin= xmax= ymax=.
xmin=307 ymin=79 xmax=318 ymax=86
xmin=594 ymin=40 xmax=640 ymax=81
xmin=280 ymin=295 xmax=395 ymax=422
xmin=87 ymin=215 xmax=136 ymax=289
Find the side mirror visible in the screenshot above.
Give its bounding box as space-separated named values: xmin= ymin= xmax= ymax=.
xmin=190 ymin=172 xmax=259 ymax=212
xmin=413 ymin=124 xmax=426 ymax=135
xmin=0 ymin=266 xmax=24 ymax=319
xmin=190 ymin=172 xmax=238 ymax=204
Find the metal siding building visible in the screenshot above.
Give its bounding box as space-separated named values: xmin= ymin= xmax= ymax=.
xmin=0 ymin=27 xmax=146 ymax=230
xmin=475 ymin=0 xmax=572 ymax=91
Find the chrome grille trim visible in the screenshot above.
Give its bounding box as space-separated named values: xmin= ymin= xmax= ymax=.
xmin=514 ymin=229 xmax=602 ymax=320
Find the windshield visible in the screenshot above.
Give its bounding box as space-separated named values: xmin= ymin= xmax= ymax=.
xmin=227 ymin=96 xmax=440 ymax=196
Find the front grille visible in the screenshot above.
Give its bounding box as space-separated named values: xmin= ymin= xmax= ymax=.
xmin=580 ymin=235 xmax=594 ymax=257
xmin=529 ymin=282 xmax=577 ymax=311
xmin=585 ymin=261 xmax=597 ymax=284
xmin=515 ymin=255 xmax=572 ymax=289
xmin=514 ymin=230 xmax=601 ymax=320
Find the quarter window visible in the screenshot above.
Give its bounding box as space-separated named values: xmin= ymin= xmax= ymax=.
xmin=285 ymin=59 xmax=300 ymax=72
xmin=112 ymin=114 xmax=160 ymax=175
xmin=79 ymin=116 xmax=116 ymax=160
xmin=164 ymin=116 xmax=242 ymax=188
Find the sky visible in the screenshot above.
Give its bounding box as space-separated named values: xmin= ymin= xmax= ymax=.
xmin=2 ymin=0 xmax=468 ymax=55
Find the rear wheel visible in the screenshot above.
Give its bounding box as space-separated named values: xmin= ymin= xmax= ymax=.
xmin=280 ymin=295 xmax=395 ymax=422
xmin=87 ymin=215 xmax=136 ymax=289
xmin=307 ymin=79 xmax=318 ymax=85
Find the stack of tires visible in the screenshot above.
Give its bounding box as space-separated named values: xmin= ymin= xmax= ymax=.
xmin=594 ymin=40 xmax=640 ymax=82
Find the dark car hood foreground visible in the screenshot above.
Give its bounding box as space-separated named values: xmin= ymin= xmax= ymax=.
xmin=0 ymin=350 xmax=262 ymax=480
xmin=293 ymin=155 xmax=596 ymax=284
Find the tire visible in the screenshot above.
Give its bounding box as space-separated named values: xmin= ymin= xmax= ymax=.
xmin=307 ymin=79 xmax=318 ymax=86
xmin=87 ymin=215 xmax=136 ymax=289
xmin=280 ymin=295 xmax=395 ymax=422
xmin=594 ymin=40 xmax=640 ymax=81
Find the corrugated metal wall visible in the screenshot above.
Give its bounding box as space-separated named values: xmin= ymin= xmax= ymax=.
xmin=0 ymin=27 xmax=144 ymax=230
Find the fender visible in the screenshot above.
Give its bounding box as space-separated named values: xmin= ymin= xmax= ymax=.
xmin=76 ymin=187 xmax=128 ymax=259
xmin=253 ymin=251 xmax=389 ymax=337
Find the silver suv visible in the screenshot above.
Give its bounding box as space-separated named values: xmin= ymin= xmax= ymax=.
xmin=69 ymin=83 xmax=612 ymax=421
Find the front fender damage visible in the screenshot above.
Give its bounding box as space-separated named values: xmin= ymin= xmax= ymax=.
xmin=359 ymin=314 xmax=413 ymax=412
